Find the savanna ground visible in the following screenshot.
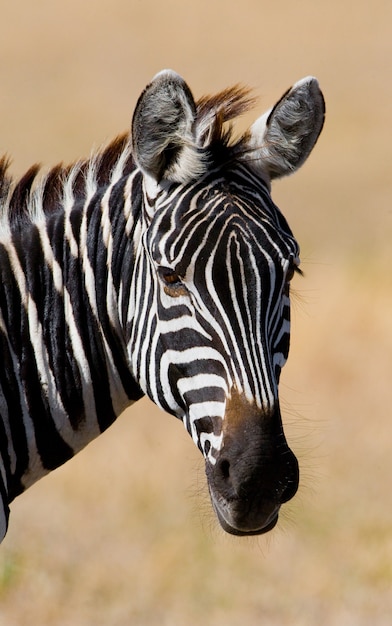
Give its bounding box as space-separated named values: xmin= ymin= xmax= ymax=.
xmin=0 ymin=1 xmax=391 ymax=624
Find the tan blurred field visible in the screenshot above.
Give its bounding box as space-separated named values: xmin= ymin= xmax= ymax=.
xmin=0 ymin=1 xmax=391 ymax=624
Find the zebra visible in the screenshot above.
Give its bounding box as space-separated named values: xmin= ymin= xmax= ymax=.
xmin=0 ymin=70 xmax=324 ymax=542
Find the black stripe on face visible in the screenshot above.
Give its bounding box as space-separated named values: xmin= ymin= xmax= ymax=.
xmin=181 ymin=386 xmax=226 ymax=406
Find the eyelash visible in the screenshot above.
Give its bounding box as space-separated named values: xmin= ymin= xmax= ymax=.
xmin=290 ymin=264 xmax=303 ymax=279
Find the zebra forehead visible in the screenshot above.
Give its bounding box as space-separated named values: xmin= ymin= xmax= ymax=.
xmin=149 ymin=201 xmax=297 ymax=270
xmin=149 ymin=167 xmax=295 ymax=242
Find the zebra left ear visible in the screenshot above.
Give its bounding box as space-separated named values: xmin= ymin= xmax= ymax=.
xmin=132 ymin=70 xmax=205 ymax=184
xmin=249 ymin=77 xmax=325 ymax=180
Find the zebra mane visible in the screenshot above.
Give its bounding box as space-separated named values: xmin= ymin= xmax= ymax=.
xmin=0 ymin=86 xmax=255 ymax=226
xmin=0 ymin=134 xmax=134 ymax=227
xmin=195 ymin=85 xmax=256 ymax=156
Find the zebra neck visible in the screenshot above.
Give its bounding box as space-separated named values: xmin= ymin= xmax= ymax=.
xmin=0 ymin=171 xmax=144 ymax=501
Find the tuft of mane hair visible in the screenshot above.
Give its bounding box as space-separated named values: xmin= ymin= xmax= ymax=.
xmin=195 ymin=85 xmax=257 ymax=157
xmin=0 ymin=134 xmax=134 ymax=227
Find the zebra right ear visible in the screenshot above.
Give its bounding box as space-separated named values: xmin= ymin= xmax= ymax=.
xmin=131 ymin=70 xmax=205 ymax=184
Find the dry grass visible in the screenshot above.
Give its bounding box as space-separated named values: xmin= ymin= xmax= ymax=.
xmin=1 ymin=1 xmax=392 ymax=624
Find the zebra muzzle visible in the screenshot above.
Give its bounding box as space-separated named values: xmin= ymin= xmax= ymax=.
xmin=205 ymin=395 xmax=299 ymax=536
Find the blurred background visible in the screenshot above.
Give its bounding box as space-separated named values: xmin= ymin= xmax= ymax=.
xmin=0 ymin=1 xmax=391 ymax=624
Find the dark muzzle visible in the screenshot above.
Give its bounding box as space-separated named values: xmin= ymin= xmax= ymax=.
xmin=205 ymin=395 xmax=299 ymax=536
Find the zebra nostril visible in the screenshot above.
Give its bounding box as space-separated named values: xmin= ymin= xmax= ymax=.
xmin=217 ymin=458 xmax=231 ymax=482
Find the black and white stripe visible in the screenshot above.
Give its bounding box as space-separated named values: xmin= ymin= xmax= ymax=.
xmin=0 ymin=70 xmax=324 ymax=540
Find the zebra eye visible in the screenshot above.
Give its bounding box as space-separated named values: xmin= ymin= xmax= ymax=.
xmin=158 ymin=267 xmax=181 ymax=285
xmin=284 ymin=257 xmax=302 ymax=294
xmin=286 ymin=256 xmax=302 ymax=282
xmin=158 ymin=267 xmax=188 ymax=297
xmin=286 ymin=265 xmax=296 ymax=283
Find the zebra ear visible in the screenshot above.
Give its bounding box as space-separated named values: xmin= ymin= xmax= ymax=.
xmin=249 ymin=77 xmax=325 ymax=180
xmin=131 ymin=70 xmax=205 ymax=184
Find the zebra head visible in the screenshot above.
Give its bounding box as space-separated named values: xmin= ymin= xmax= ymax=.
xmin=129 ymin=71 xmax=325 ymax=535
